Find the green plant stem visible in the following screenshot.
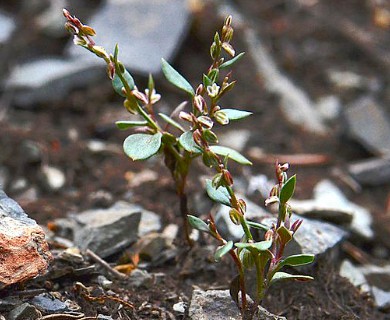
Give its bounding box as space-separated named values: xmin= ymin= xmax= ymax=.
xmin=228 ymin=250 xmax=247 ymax=311
xmin=254 ymin=256 xmax=265 ymax=306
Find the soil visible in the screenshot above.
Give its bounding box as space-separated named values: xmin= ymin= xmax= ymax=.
xmin=1 ymin=1 xmax=390 ymax=319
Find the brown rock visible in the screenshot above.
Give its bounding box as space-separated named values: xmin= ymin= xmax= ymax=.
xmin=0 ymin=191 xmax=52 ymax=289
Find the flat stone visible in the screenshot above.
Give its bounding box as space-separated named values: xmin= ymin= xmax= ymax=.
xmin=0 ymin=190 xmax=52 ymax=289
xmin=339 ymin=259 xmax=370 ymax=293
xmin=347 ymin=157 xmax=390 ymax=186
xmin=127 ymin=269 xmax=153 ymax=288
xmin=0 ymin=10 xmax=15 ymax=44
xmin=67 ymin=0 xmax=191 ymax=75
xmin=344 ymin=97 xmax=390 ymax=155
xmin=6 ymin=58 xmax=104 ymax=108
xmin=73 ymin=201 xmax=142 ymax=258
xmin=290 ymin=180 xmax=373 ymax=239
xmin=31 ymin=293 xmax=68 ymax=313
xmin=361 ymin=264 xmax=390 ymax=309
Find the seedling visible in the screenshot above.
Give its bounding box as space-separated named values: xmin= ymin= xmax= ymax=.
xmin=64 ymin=10 xmax=313 ymax=316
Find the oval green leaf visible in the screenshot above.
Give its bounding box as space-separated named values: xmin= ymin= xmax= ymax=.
xmin=161 ymin=58 xmax=194 ymax=97
xmin=280 ymin=175 xmax=296 ymax=204
xmin=220 ymin=52 xmax=245 ymax=69
xmin=223 ymin=109 xmax=253 ymax=121
xmin=235 ymin=240 xmax=272 ymax=252
xmin=158 ymin=113 xmax=185 ymax=132
xmin=278 ymin=254 xmax=315 ymax=270
xmin=187 ymin=215 xmax=210 ymax=233
xmin=123 ymin=132 xmax=162 ymax=160
xmin=115 ymin=120 xmax=148 ymax=130
xmin=215 ymin=241 xmax=233 ymax=262
xmin=246 ymin=220 xmax=269 ymax=231
xmin=210 ymin=146 xmax=252 ymax=165
xmin=270 ymin=272 xmax=313 ymax=285
xmin=179 ymin=131 xmax=202 ymax=153
xmin=276 ymin=225 xmax=293 ymax=245
xmin=112 ymin=69 xmax=135 ymax=97
xmin=206 ymin=179 xmax=231 ymax=207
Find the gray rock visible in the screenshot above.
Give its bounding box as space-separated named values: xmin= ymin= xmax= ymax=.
xmin=31 ymin=294 xmax=68 ymax=313
xmin=6 ymin=58 xmax=104 ymax=108
xmin=361 ymin=264 xmax=390 ymax=309
xmin=40 ymin=165 xmax=66 ymax=191
xmin=138 ymin=209 xmax=161 ymax=237
xmin=73 ymin=201 xmax=142 ymax=257
xmin=290 ymin=180 xmax=373 ymax=239
xmin=0 ymin=10 xmax=15 ymax=44
xmin=188 ymin=289 xmax=285 ymax=320
xmin=344 ymin=97 xmax=390 ymax=155
xmin=67 ymin=0 xmax=191 ymax=75
xmin=339 ymin=259 xmax=370 ymax=292
xmin=347 ymin=157 xmax=390 ymax=186
xmin=315 ymin=95 xmax=342 ymax=121
xmin=127 ymin=269 xmax=153 ymax=288
xmin=35 ymin=0 xmax=68 ymax=37
xmin=218 ymin=129 xmax=251 ymax=153
xmin=97 ymin=315 xmax=114 ymax=320
xmin=8 ymin=303 xmax=41 ymax=320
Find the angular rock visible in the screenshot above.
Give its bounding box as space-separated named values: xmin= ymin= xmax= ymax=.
xmin=0 ymin=190 xmax=52 ymax=289
xmin=6 ymin=58 xmax=104 ymax=108
xmin=344 ymin=97 xmax=390 ymax=155
xmin=361 ymin=264 xmax=390 ymax=309
xmin=127 ymin=269 xmax=153 ymax=288
xmin=67 ymin=0 xmax=191 ymax=75
xmin=290 ymin=180 xmax=373 ymax=239
xmin=347 ymin=157 xmax=390 ymax=186
xmin=31 ymin=294 xmax=68 ymax=313
xmin=188 ymin=289 xmax=286 ymax=320
xmin=73 ymin=201 xmax=142 ymax=258
xmin=339 ymin=259 xmax=370 ymax=293
xmin=39 ymin=165 xmax=66 ymax=191
xmin=138 ymin=209 xmax=161 ymax=237
xmin=8 ymin=303 xmax=41 ymax=320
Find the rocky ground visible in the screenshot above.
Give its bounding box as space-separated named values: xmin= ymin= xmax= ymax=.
xmin=0 ymin=0 xmax=390 ymax=319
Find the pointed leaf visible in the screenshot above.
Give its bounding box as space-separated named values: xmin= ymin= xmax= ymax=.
xmin=158 ymin=113 xmax=185 ymax=132
xmin=115 ymin=120 xmax=148 ymax=130
xmin=187 ymin=215 xmax=210 ymax=233
xmin=123 ymin=133 xmax=162 ymax=160
xmin=112 ymin=69 xmax=135 ymax=97
xmin=220 ymin=52 xmax=245 ymax=69
xmin=280 ymin=175 xmax=296 ymax=204
xmin=179 ymin=131 xmax=202 ymax=153
xmin=210 ymin=146 xmax=252 ymax=165
xmin=206 ymin=179 xmax=231 ymax=207
xmin=215 ymin=241 xmax=233 ymax=262
xmin=278 ymin=254 xmax=315 ymax=270
xmin=247 ymin=220 xmax=269 ymax=231
xmin=235 ymin=240 xmax=272 ymax=252
xmin=223 ymin=109 xmax=252 ymax=121
xmin=203 ymin=74 xmax=213 ymax=87
xmin=161 ymin=58 xmax=194 ymax=96
xmin=271 ymin=272 xmax=313 ymax=285
xmin=276 ymin=225 xmax=293 ymax=245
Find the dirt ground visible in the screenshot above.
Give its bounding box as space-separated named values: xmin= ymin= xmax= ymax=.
xmin=1 ymin=1 xmax=390 ymax=319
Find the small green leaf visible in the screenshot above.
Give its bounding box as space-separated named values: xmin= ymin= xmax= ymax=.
xmin=203 ymin=74 xmax=213 ymax=87
xmin=271 ymin=272 xmax=313 ymax=285
xmin=158 ymin=113 xmax=185 ymax=132
xmin=123 ymin=132 xmax=162 ymax=160
xmin=179 ymin=131 xmax=202 ymax=153
xmin=206 ymin=179 xmax=231 ymax=207
xmin=276 ymin=225 xmax=293 ymax=245
xmin=246 ymin=220 xmax=269 ymax=231
xmin=278 ymin=254 xmax=315 ymax=270
xmin=280 ymin=175 xmax=296 ymax=203
xmin=210 ymin=146 xmax=252 ymax=165
xmin=220 ymin=52 xmax=245 ymax=69
xmin=112 ymin=69 xmax=135 ymax=97
xmin=187 ymin=215 xmax=210 ymax=233
xmin=215 ymin=241 xmax=233 ymax=262
xmin=223 ymin=109 xmax=252 ymax=121
xmin=239 ymin=248 xmax=255 ymax=269
xmin=161 ymin=58 xmax=194 ymax=96
xmin=235 ymin=240 xmax=272 ymax=252
xmin=115 ymin=120 xmax=148 ymax=130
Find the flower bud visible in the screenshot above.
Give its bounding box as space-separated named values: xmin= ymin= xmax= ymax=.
xmin=265 ymin=196 xmax=279 ymax=207
xmin=210 ymin=42 xmax=218 ymax=60
xmin=265 ymin=229 xmax=274 ymax=241
xmin=229 ymin=208 xmax=241 ymax=225
xmin=93 ymin=46 xmax=108 ymax=59
xmin=123 ymin=98 xmax=138 ymax=114
xmin=197 ymin=116 xmax=213 ymax=129
xmin=81 ymin=25 xmax=96 ymax=36
xmin=132 ymin=89 xmax=148 ymax=104
xmin=73 ymin=35 xmax=86 ymax=46
xmin=290 ymin=219 xmax=303 ymax=233
xmin=192 ymin=129 xmax=204 ymax=147
xmin=193 ymin=95 xmax=205 ymax=113
xmin=238 ymin=199 xmax=247 ymax=213
xmin=212 ymin=173 xmax=223 ymax=188
xmin=196 ymin=84 xmax=204 ymax=95
xmin=202 ymin=150 xmax=219 ymax=168
xmin=179 ymin=111 xmax=193 ymax=123
xmin=222 ymin=42 xmax=235 ymax=57
xmin=222 ymin=169 xmax=233 ymax=186
xmin=214 ymin=110 xmax=229 ymax=125
xmin=207 ymin=83 xmax=220 ymax=98
xmin=202 ymin=129 xmax=218 ymax=144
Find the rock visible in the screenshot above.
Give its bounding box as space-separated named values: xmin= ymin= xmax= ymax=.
xmin=290 ymin=180 xmax=373 ymax=239
xmin=344 ymin=97 xmax=390 ymax=156
xmin=35 ymin=0 xmax=68 ymax=37
xmin=40 ymin=165 xmax=66 ymax=191
xmin=73 ymin=201 xmax=142 ymax=258
xmin=188 ymin=289 xmax=285 ymax=320
xmin=8 ymin=303 xmax=41 ymax=320
xmin=138 ymin=209 xmax=162 ymax=237
xmin=0 ymin=10 xmax=15 ymax=44
xmin=361 ymin=264 xmax=390 ymax=309
xmin=218 ymin=129 xmax=251 ymax=152
xmin=0 ymin=190 xmax=52 ymax=289
xmin=135 ymin=232 xmax=172 ymax=262
xmin=173 ymin=301 xmax=186 ymax=314
xmin=67 ymin=0 xmax=191 ymax=75
xmin=246 ymin=174 xmax=275 ymax=198
xmin=31 ymin=293 xmax=69 ymax=313
xmin=6 ymin=58 xmax=104 ymax=108
xmin=327 ymin=70 xmax=380 ymax=91
xmin=315 ymin=95 xmax=342 ymax=121
xmin=347 ymin=157 xmax=390 ymax=186
xmin=339 ymin=260 xmax=370 ymax=292
xmin=127 ymin=269 xmax=154 ymax=288
xmin=97 ymin=315 xmax=114 ymax=320
xmin=0 ymin=166 xmax=9 ymax=189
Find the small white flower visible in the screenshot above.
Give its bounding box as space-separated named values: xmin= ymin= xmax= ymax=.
xmin=207 ymin=83 xmax=220 ymax=98
xmin=145 ymin=89 xmax=161 ymax=104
